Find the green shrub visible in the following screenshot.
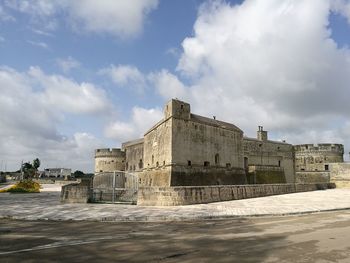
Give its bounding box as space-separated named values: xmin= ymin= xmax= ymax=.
xmin=0 ymin=180 xmax=41 ymax=193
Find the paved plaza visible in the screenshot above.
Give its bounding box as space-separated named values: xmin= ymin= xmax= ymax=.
xmin=1 ymin=185 xmax=350 ymax=221
xmin=2 ymin=211 xmax=350 ymax=262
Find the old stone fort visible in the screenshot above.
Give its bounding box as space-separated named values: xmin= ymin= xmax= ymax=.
xmin=62 ymin=99 xmax=350 ymax=205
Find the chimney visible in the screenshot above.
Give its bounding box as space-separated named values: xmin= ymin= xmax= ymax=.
xmin=257 ymin=126 xmax=268 ymax=141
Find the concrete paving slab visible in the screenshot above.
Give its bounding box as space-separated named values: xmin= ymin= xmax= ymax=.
xmin=1 ymin=185 xmax=350 ymax=222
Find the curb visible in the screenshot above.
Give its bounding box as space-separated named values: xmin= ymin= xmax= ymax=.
xmin=1 ymin=207 xmax=350 ymax=223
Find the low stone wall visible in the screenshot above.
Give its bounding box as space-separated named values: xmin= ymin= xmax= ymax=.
xmin=137 ymin=183 xmax=336 ymax=206
xmin=295 ymin=171 xmax=330 ymax=183
xmin=60 ymin=178 xmax=92 ymax=203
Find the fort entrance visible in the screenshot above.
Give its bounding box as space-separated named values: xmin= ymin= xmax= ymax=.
xmin=92 ymin=171 xmax=138 ymax=204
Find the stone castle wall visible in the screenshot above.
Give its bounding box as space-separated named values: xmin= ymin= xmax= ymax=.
xmin=294 ymin=144 xmax=344 ymax=172
xmin=140 ymin=117 xmax=173 ymax=186
xmin=329 ymin=163 xmax=350 ymax=188
xmin=137 ymin=183 xmax=335 ymax=206
xmin=243 ymin=134 xmax=295 ymax=183
xmin=122 ymin=138 xmax=144 ymax=173
xmin=140 ymin=99 xmax=246 ymax=187
xmin=94 ymin=148 xmax=125 ymax=173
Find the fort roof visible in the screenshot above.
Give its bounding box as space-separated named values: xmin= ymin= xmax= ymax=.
xmin=190 ymin=114 xmax=242 ymax=132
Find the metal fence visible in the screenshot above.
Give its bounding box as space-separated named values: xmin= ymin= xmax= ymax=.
xmin=91 ymin=171 xmax=139 ymax=204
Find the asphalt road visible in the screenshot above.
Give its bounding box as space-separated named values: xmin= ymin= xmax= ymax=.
xmin=1 ymin=211 xmax=350 ymax=263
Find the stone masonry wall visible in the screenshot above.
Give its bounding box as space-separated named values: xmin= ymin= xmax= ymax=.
xmin=95 ymin=148 xmax=125 ymax=173
xmin=137 ymin=183 xmax=335 ymax=206
xmin=329 ymin=163 xmax=350 ymax=188
xmin=243 ymin=137 xmax=295 ymax=183
xmin=294 ymin=144 xmax=344 ymax=172
xmin=295 ymin=171 xmax=330 ymax=183
xmin=60 ymin=178 xmax=92 ymax=203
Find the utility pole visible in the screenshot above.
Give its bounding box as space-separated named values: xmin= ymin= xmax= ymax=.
xmin=20 ymin=160 xmax=24 ymax=181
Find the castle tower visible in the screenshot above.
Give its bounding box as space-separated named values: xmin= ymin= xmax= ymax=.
xmin=164 ymin=99 xmax=191 ymax=120
xmin=94 ymin=148 xmax=126 ymax=173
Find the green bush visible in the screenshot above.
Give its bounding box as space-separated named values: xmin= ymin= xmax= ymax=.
xmin=0 ymin=180 xmax=41 ymax=193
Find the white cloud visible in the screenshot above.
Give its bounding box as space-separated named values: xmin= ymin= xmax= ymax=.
xmin=4 ymin=0 xmax=159 ymax=38
xmin=27 ymin=40 xmax=49 ymax=49
xmin=105 ymin=106 xmax=163 ymax=142
xmin=56 ymin=57 xmax=81 ymax=73
xmin=0 ymin=66 xmax=112 ymax=172
xmin=173 ymin=0 xmax=350 ymax=141
xmin=100 ymin=64 xmax=147 ymax=94
xmin=149 ymin=69 xmax=188 ymax=100
xmin=32 ymin=28 xmax=55 ymax=37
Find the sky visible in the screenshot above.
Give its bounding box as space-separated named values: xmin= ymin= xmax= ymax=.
xmin=1 ymin=0 xmax=350 ymax=172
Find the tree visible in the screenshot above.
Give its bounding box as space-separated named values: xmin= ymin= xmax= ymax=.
xmin=33 ymin=158 xmax=40 ymax=170
xmin=21 ymin=162 xmax=35 ymax=179
xmin=73 ymin=170 xmax=85 ymax=178
xmin=20 ymin=158 xmax=41 ymax=180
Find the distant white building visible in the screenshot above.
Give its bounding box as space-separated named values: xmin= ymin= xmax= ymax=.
xmin=44 ymin=168 xmax=71 ymax=179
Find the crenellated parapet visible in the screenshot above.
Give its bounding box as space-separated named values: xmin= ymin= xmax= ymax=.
xmin=294 ymin=144 xmax=344 ymax=173
xmin=94 ymin=148 xmax=126 ymax=173
xmin=95 ymin=148 xmax=125 ymax=158
xmin=293 ymin=144 xmax=344 ymax=155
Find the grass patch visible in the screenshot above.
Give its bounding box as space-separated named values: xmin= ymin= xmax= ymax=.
xmin=0 ymin=180 xmax=41 ymax=193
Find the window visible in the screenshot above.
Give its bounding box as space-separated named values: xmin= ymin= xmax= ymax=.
xmin=188 ymin=160 xmax=192 ymax=166
xmin=278 ymin=160 xmax=281 ymax=167
xmin=226 ymin=163 xmax=231 ymax=168
xmin=204 ymin=161 xmax=210 ymax=167
xmin=180 ymin=104 xmax=184 ymax=109
xmin=163 ymin=161 xmax=165 ymax=165
xmin=152 ymin=155 xmax=154 ymax=165
xmin=215 ymin=154 xmax=220 ymax=165
xmin=156 ymin=161 xmax=159 ymax=167
xmin=325 ymin=164 xmax=329 ymax=171
xmin=126 ymin=162 xmax=128 ymax=170
xmin=139 ymin=159 xmax=143 ymax=169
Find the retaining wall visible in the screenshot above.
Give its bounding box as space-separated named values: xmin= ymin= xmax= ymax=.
xmin=295 ymin=171 xmax=330 ymax=183
xmin=60 ymin=178 xmax=92 ymax=203
xmin=137 ymin=183 xmax=335 ymax=206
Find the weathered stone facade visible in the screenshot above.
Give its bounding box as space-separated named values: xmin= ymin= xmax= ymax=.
xmin=94 ymin=148 xmax=125 ymax=173
xmin=137 ymin=183 xmax=336 ymax=206
xmin=139 ymin=99 xmax=246 ymax=186
xmin=294 ymin=144 xmax=344 ymax=183
xmin=122 ymin=138 xmax=144 ymax=173
xmin=92 ymin=99 xmax=349 ymax=205
xmin=243 ymin=126 xmax=295 ymax=183
xmin=294 ymin=144 xmax=344 ymax=172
